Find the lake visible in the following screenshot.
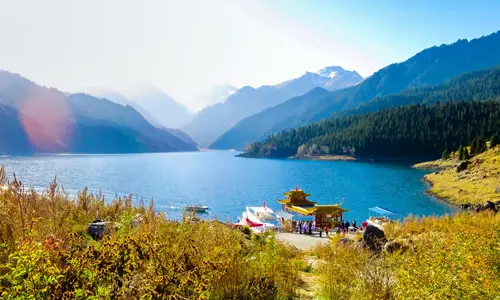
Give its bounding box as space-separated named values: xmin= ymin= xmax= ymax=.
xmin=0 ymin=151 xmax=456 ymax=222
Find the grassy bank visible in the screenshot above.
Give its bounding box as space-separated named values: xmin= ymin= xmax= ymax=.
xmin=415 ymin=146 xmax=500 ymax=205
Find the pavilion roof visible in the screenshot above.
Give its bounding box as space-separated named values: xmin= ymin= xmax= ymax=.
xmin=278 ymin=198 xmax=317 ymax=205
xmin=286 ymin=205 xmax=314 ymax=215
xmin=285 ymin=204 xmax=347 ymax=216
xmin=313 ymin=204 xmax=348 ymax=214
xmin=278 ymin=189 xmax=316 ymax=206
xmin=282 ymin=189 xmax=312 ymax=198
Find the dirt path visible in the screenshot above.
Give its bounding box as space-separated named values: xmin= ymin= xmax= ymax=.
xmin=296 ymin=256 xmax=323 ymax=299
xmin=275 ymin=233 xmax=328 ymax=298
xmin=277 ymin=232 xmax=361 ymax=298
xmin=275 ymin=232 xmax=330 ymax=250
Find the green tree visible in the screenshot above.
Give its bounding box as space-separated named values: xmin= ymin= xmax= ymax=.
xmin=476 ymin=136 xmax=487 ymax=154
xmin=441 ymin=148 xmax=450 ymax=160
xmin=463 ymin=147 xmax=470 ymax=160
xmin=490 ymin=134 xmax=499 ymax=148
xmin=470 ymin=138 xmax=478 ymax=155
xmin=458 ymin=145 xmax=464 ymax=160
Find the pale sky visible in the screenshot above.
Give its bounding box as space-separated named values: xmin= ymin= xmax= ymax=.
xmin=0 ymin=0 xmax=499 ymax=109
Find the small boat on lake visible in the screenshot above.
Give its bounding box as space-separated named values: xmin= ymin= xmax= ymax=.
xmin=185 ymin=204 xmax=209 ymax=213
xmin=366 ymin=206 xmax=399 ymax=229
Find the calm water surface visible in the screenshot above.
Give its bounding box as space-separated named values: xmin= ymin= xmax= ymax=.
xmin=0 ymin=151 xmax=456 ymax=221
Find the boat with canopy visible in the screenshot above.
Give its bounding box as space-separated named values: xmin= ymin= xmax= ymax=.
xmin=185 ymin=204 xmax=209 ymax=213
xmin=367 ymin=206 xmax=399 ymax=228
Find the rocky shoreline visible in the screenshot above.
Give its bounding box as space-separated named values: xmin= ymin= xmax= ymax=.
xmin=416 ymin=146 xmax=500 ymax=212
xmin=424 ymin=174 xmax=500 ymax=213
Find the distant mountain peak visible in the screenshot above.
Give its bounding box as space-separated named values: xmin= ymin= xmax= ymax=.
xmin=316 ymin=66 xmax=361 ymax=79
xmin=121 ymin=83 xmax=192 ymax=129
xmin=317 ymin=66 xmax=344 ymax=76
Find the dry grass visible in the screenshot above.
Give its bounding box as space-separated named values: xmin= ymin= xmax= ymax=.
xmin=0 ymin=167 xmax=301 ymax=299
xmin=421 ymin=146 xmax=500 ymax=205
xmin=314 ymin=212 xmax=500 ymax=299
xmin=413 ymin=159 xmax=457 ymax=170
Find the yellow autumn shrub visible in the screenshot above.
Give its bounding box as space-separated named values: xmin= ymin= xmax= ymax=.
xmin=0 ymin=168 xmax=300 ymax=299
xmin=316 ymin=212 xmax=500 ymax=299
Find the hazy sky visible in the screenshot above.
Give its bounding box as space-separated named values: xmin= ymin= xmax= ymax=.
xmin=0 ymin=0 xmax=499 ymax=109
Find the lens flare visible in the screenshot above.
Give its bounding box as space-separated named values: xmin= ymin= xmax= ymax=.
xmin=20 ymin=89 xmax=73 ymax=152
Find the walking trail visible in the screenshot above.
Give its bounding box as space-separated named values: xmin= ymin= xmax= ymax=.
xmin=276 ymin=233 xmax=328 ymax=298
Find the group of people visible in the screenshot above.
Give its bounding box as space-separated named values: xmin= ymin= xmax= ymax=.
xmin=295 ymin=221 xmax=330 ymax=237
xmin=296 ymin=221 xmax=314 ymax=235
xmin=337 ymin=219 xmax=358 ymax=235
xmin=293 ymin=219 xmax=359 ymax=237
xmin=341 ymin=220 xmax=357 ymax=230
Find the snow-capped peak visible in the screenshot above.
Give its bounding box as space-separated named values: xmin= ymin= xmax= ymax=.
xmin=327 ymin=71 xmax=337 ymax=79
xmin=316 ymin=66 xmax=346 ymax=78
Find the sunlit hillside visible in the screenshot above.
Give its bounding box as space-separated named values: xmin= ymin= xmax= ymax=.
xmin=416 ymin=145 xmax=500 ymax=205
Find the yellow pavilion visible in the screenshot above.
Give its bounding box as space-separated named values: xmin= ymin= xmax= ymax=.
xmin=278 ymin=188 xmax=347 ymax=227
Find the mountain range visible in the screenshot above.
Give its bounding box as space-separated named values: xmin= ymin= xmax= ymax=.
xmin=0 ymin=71 xmax=197 ymax=154
xmin=211 ymin=31 xmax=500 ymax=150
xmin=183 ymin=66 xmax=363 ymax=146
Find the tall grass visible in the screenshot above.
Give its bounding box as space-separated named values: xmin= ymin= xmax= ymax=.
xmin=0 ymin=167 xmax=301 ymax=299
xmin=315 ymin=212 xmax=500 ymax=299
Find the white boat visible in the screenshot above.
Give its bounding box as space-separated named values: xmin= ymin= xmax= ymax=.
xmin=185 ymin=204 xmax=209 ymax=213
xmin=246 ymin=206 xmax=276 ymax=221
xmin=235 ymin=205 xmax=280 ymax=232
xmin=366 ymin=206 xmax=398 ymax=229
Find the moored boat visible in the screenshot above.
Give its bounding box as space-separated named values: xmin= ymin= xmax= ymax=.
xmin=185 ymin=204 xmax=209 ymax=213
xmin=366 ymin=206 xmax=398 ymax=229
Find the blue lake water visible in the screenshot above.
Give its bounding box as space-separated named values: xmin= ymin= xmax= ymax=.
xmin=0 ymin=151 xmax=456 ymax=222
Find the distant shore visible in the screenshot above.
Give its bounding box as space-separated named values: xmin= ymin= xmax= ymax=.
xmin=412 ymin=159 xmax=456 ymax=170
xmin=292 ymin=155 xmax=356 ymax=161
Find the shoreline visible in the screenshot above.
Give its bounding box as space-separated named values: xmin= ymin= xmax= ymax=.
xmin=240 ymin=152 xmax=436 ymax=164
xmin=414 ymin=146 xmax=500 ymax=208
xmin=422 ymin=176 xmax=457 ymax=206
xmin=292 ymin=155 xmax=357 ymax=161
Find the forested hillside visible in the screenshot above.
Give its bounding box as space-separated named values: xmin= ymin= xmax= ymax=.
xmin=212 ymin=31 xmax=500 ymax=150
xmin=345 ymin=67 xmax=500 ymax=116
xmin=241 ymin=101 xmax=500 ymax=159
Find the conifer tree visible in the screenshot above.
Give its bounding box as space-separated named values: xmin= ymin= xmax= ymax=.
xmin=441 ymin=148 xmax=450 ymax=159
xmin=490 ymin=134 xmax=499 ymax=148
xmin=476 ymin=136 xmax=487 ymax=154
xmin=470 ymin=138 xmax=478 ymax=155
xmin=458 ymin=145 xmax=464 ymax=160
xmin=463 ymin=147 xmax=470 ymax=160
